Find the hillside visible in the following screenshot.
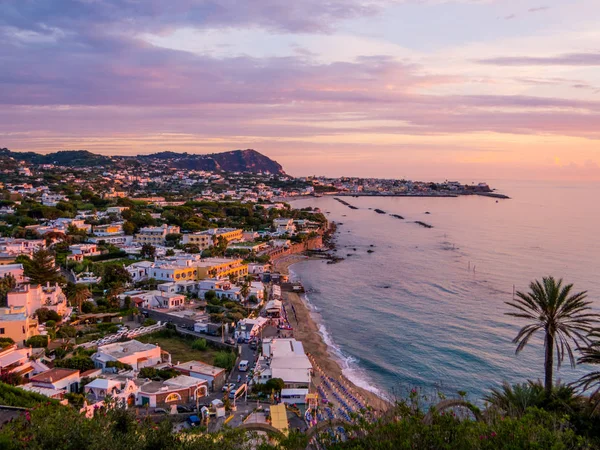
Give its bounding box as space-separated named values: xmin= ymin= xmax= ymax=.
xmin=0 ymin=148 xmax=286 ymax=175
xmin=139 ymin=149 xmax=286 ymax=175
xmin=0 ymin=149 xmax=113 ymax=167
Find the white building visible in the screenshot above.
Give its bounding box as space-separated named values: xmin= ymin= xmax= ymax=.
xmin=92 ymin=340 xmax=162 ymax=370
xmin=254 ymin=338 xmax=312 ymax=389
xmin=198 ymin=279 xmax=240 ymax=301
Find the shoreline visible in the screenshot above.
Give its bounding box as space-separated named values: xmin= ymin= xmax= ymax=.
xmin=272 ymin=254 xmax=392 ymax=413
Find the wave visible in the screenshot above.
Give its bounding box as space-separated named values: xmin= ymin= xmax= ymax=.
xmin=302 ymin=291 xmax=390 ymax=401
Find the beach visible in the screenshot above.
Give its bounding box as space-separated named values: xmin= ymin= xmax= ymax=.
xmin=272 ymin=254 xmax=392 ymax=413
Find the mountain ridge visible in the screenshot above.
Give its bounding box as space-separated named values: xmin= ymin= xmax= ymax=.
xmin=0 ymin=148 xmax=286 ymax=175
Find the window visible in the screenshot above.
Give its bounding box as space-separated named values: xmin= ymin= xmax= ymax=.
xmin=165 ymin=393 xmax=181 ymax=403
xmin=0 ymin=328 xmax=5 ymax=335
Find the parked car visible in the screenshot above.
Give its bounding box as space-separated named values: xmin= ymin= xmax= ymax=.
xmin=222 ymin=383 xmax=236 ymax=392
xmin=177 ymin=405 xmax=191 ymax=413
xmin=187 ymin=415 xmax=201 ymax=427
xmin=154 ymin=408 xmax=169 ymax=415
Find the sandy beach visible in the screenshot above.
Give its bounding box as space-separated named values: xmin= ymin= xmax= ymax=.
xmin=272 ymin=254 xmax=392 ymax=413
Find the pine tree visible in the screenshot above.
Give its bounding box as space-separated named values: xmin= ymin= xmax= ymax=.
xmin=25 ymin=249 xmax=63 ymax=285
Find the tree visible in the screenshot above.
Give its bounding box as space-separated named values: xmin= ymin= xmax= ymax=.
xmin=35 ymin=308 xmax=61 ymax=323
xmin=123 ymin=221 xmax=136 ymax=235
xmin=25 ymin=335 xmax=49 ymax=348
xmin=213 ymin=351 xmax=237 ymax=371
xmin=506 ymin=276 xmax=598 ymax=397
xmin=265 ymin=378 xmax=285 ymax=394
xmin=24 ymin=249 xmax=63 ymax=285
xmin=140 ymin=243 xmax=156 ymax=259
xmin=66 ymin=284 xmax=91 ymax=312
xmin=240 ymin=282 xmax=250 ymax=301
xmin=0 ymin=274 xmax=16 ymax=307
xmin=575 ymin=331 xmax=600 ymax=398
xmin=102 ymin=263 xmax=132 ymax=287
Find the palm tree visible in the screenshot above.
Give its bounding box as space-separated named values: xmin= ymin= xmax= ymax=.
xmin=575 ymin=331 xmax=600 ymax=398
xmin=506 ymin=276 xmax=598 ymax=397
xmin=68 ymin=284 xmax=92 ymax=312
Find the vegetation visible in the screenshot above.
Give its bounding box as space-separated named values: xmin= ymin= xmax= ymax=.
xmin=25 ymin=335 xmax=48 ymax=348
xmin=138 ymin=367 xmax=179 ymax=380
xmin=21 ymin=249 xmax=64 ymax=285
xmin=0 ymin=382 xmax=58 ymax=408
xmin=35 ymin=308 xmax=61 ymax=324
xmin=136 ymin=330 xmax=218 ymax=364
xmin=213 ymin=351 xmax=237 ymax=371
xmin=506 ymin=276 xmax=598 ymax=396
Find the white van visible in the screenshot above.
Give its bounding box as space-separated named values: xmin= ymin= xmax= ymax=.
xmin=238 ymin=360 xmax=249 ymax=372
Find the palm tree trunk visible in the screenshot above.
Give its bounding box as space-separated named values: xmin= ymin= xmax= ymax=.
xmin=544 ymin=330 xmax=554 ymax=397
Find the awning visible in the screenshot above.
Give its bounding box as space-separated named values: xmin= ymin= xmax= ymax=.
xmin=270 ymin=403 xmax=288 ymax=435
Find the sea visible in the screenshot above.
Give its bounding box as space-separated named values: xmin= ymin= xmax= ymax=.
xmin=288 ymin=180 xmax=600 ymax=403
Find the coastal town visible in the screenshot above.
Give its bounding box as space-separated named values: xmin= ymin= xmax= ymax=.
xmin=0 ymin=149 xmax=399 ymax=446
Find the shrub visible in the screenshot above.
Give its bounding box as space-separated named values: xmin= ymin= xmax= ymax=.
xmin=142 ymin=318 xmax=157 ymax=327
xmin=192 ymin=338 xmax=207 ymax=351
xmin=26 ymin=335 xmax=49 ymax=348
xmin=35 ymin=308 xmax=61 ymax=323
xmin=81 ymin=301 xmax=95 ymax=313
xmin=55 ymin=355 xmax=95 ymax=371
xmin=0 ymin=337 xmax=15 ymax=349
xmin=213 ymin=351 xmax=237 ymax=371
xmin=105 ymin=361 xmax=133 ymax=371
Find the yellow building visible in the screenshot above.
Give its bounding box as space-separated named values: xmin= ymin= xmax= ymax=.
xmin=0 ymin=306 xmax=39 ymax=344
xmin=134 ymin=225 xmax=181 ymax=245
xmin=195 ymin=258 xmax=248 ymax=280
xmin=182 ymin=228 xmax=243 ymax=250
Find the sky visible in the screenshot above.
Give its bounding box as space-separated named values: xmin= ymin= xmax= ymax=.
xmin=1 ymin=0 xmax=599 ymax=180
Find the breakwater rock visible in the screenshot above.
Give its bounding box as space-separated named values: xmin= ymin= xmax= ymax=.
xmin=415 ymin=221 xmax=433 ymax=228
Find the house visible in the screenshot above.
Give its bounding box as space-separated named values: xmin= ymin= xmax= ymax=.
xmin=264 ymin=300 xmax=283 ymax=318
xmin=126 ymin=261 xmax=154 ymax=282
xmin=88 ymin=235 xmax=133 ymax=246
xmin=254 ymin=338 xmax=312 ymax=390
xmin=121 ymin=290 xmax=185 ymax=310
xmin=0 ymin=306 xmax=39 ymax=343
xmin=41 ymin=193 xmax=66 ymax=207
xmin=84 ymin=377 xmax=139 ymax=407
xmin=181 ymin=228 xmax=243 ymax=249
xmin=92 ymin=340 xmax=162 ymax=370
xmin=0 ymin=238 xmax=46 ymax=258
xmin=136 ymin=375 xmax=208 ymax=408
xmin=0 ymin=345 xmax=48 ymax=381
xmin=273 ymin=218 xmax=296 ymax=235
xmin=172 ymin=361 xmax=227 ymax=391
xmin=0 ymin=264 xmax=25 ymax=283
xmin=134 ymin=224 xmax=180 ymax=245
xmin=197 ymin=279 xmax=240 ymax=300
xmin=67 ymin=244 xmax=101 ymax=262
xmin=7 ymin=283 xmax=71 ymax=318
xmin=20 ymin=368 xmax=80 ymax=398
xmin=248 ymin=263 xmax=270 ymax=275
xmin=92 ymin=223 xmax=124 ymax=236
xmin=234 ymin=317 xmax=269 ymax=342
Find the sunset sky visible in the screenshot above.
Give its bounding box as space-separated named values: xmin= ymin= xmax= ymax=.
xmin=1 ymin=0 xmax=599 ymax=180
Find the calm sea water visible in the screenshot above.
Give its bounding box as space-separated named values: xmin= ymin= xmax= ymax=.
xmin=289 ymin=180 xmax=600 ymax=402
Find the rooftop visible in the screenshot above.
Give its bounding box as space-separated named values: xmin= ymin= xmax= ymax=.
xmin=95 ymin=340 xmax=158 ymax=358
xmin=173 ymin=361 xmax=226 ymax=377
xmin=31 ymin=368 xmax=79 ymax=384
